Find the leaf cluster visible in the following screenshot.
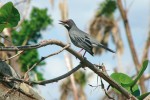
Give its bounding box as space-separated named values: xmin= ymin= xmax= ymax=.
xmin=12 ymin=7 xmax=53 ymax=80
xmin=110 ymin=60 xmax=150 ymax=99
xmin=97 ymin=0 xmax=117 ymax=17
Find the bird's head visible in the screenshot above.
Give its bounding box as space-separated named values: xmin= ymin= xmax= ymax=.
xmin=59 ymin=19 xmax=75 ymax=31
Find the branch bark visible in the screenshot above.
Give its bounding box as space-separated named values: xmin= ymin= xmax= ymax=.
xmin=5 ymin=64 xmax=82 ymax=86
xmin=142 ymin=31 xmax=150 ymax=63
xmin=0 ymin=61 xmax=44 ymax=100
xmin=24 ymin=43 xmax=70 ymax=77
xmin=0 ymin=39 xmax=137 ymax=99
xmin=117 ymin=0 xmax=146 ymax=93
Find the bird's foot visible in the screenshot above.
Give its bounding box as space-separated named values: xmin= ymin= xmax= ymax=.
xmin=78 ymin=48 xmax=83 ymax=53
xmin=82 ymin=56 xmax=87 ymax=60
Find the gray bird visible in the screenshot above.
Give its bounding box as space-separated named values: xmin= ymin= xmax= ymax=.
xmin=59 ymin=19 xmax=115 ymax=56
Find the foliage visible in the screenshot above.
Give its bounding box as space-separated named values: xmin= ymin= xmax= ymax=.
xmin=12 ymin=7 xmax=53 ymax=80
xmin=97 ymin=0 xmax=117 ymax=17
xmin=121 ymin=60 xmax=149 ymax=88
xmin=137 ymin=92 xmax=150 ymax=100
xmin=89 ymin=0 xmax=123 ymax=55
xmin=110 ymin=73 xmax=140 ymax=96
xmin=74 ymin=71 xmax=87 ymax=87
xmin=0 ymin=2 xmax=20 ymax=32
xmin=60 ymin=70 xmax=88 ymax=99
xmin=0 ymin=1 xmax=149 ymax=99
xmin=110 ymin=60 xmax=149 ymax=98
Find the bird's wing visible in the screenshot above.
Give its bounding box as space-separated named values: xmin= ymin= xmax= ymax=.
xmin=73 ymin=33 xmax=94 ymax=55
xmin=74 ymin=35 xmax=91 ymax=49
xmin=77 ymin=30 xmax=93 ymax=48
xmin=89 ymin=36 xmax=115 ymax=53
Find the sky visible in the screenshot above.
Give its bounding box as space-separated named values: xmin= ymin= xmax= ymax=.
xmin=34 ymin=0 xmax=149 ymax=100
xmin=1 ymin=0 xmax=150 ymax=100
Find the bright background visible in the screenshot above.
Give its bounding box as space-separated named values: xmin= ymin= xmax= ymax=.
xmin=1 ymin=0 xmax=150 ymax=99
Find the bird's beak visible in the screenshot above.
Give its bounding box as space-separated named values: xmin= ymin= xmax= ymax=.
xmin=59 ymin=20 xmax=69 ymax=28
xmin=59 ymin=20 xmax=67 ymax=25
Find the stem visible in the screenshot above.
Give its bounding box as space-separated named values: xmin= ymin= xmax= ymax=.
xmin=117 ymin=0 xmax=146 ymax=93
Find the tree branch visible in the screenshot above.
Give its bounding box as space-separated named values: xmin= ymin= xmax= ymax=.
xmin=142 ymin=32 xmax=150 ymax=63
xmin=117 ymin=0 xmax=140 ymax=71
xmin=14 ymin=0 xmax=28 ymax=6
xmin=117 ymin=0 xmax=146 ymax=93
xmin=1 ymin=51 xmax=24 ymax=62
xmin=7 ymin=63 xmax=83 ymax=85
xmin=0 ymin=39 xmax=137 ymax=99
xmin=24 ymin=43 xmax=70 ymax=78
xmin=144 ymin=74 xmax=150 ymax=81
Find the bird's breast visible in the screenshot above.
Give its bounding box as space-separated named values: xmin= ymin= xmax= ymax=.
xmin=69 ymin=33 xmax=82 ymax=48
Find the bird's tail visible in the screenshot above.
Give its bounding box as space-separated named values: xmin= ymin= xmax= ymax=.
xmin=97 ymin=44 xmax=115 ymax=53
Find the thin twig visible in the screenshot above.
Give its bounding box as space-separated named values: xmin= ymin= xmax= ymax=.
xmin=117 ymin=0 xmax=146 ymax=93
xmin=142 ymin=30 xmax=150 ymax=63
xmin=4 ymin=63 xmax=83 ymax=86
xmin=14 ymin=0 xmax=30 ymax=30
xmin=102 ymin=89 xmax=115 ymax=100
xmin=1 ymin=51 xmax=24 ymax=62
xmin=89 ymin=76 xmax=115 ymax=100
xmin=88 ymin=84 xmax=101 ymax=87
xmin=144 ymin=74 xmax=150 ymax=81
xmin=88 ymin=84 xmax=101 ymax=91
xmin=103 ymin=88 xmax=115 ymax=100
xmin=0 ymin=39 xmax=137 ymax=99
xmin=14 ymin=0 xmax=28 ymax=6
xmin=101 ymin=64 xmax=109 ymax=76
xmin=0 ymin=35 xmax=11 ymax=43
xmin=0 ymin=75 xmax=35 ymax=99
xmin=126 ymin=0 xmax=135 ymax=13
xmin=24 ymin=44 xmax=70 ymax=79
xmin=100 ymin=77 xmax=115 ymax=100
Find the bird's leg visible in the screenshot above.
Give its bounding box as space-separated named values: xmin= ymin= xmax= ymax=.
xmin=78 ymin=48 xmax=83 ymax=53
xmin=76 ymin=49 xmax=84 ymax=59
xmin=83 ymin=51 xmax=86 ymax=57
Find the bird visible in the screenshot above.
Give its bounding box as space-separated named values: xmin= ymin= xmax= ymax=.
xmin=59 ymin=19 xmax=115 ymax=56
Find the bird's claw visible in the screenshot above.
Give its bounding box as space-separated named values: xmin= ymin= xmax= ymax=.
xmin=83 ymin=56 xmax=87 ymax=60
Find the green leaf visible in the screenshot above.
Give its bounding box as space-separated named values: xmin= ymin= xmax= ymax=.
xmin=97 ymin=0 xmax=117 ymax=17
xmin=137 ymin=92 xmax=150 ymax=100
xmin=0 ymin=42 xmax=5 ymax=46
xmin=11 ymin=7 xmax=53 ymax=81
xmin=121 ymin=60 xmax=149 ymax=88
xmin=110 ymin=60 xmax=149 ymax=97
xmin=74 ymin=71 xmax=87 ymax=87
xmin=110 ymin=73 xmax=140 ymax=96
xmin=0 ymin=2 xmax=20 ymax=32
xmin=131 ymin=60 xmax=148 ymax=86
xmin=36 ymin=71 xmax=44 ymax=81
